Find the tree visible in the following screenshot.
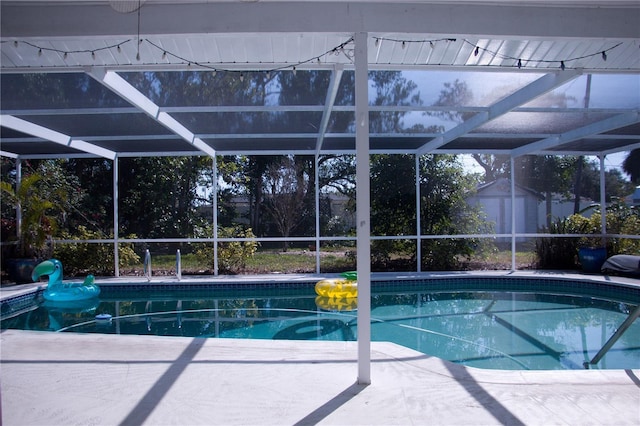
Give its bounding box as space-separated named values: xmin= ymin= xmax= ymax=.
xmin=1 ymin=160 xmax=80 ymax=258
xmin=418 ymin=154 xmax=487 ymax=270
xmin=368 ymin=154 xmax=487 ymax=270
xmin=471 ymin=154 xmax=510 ymax=183
xmin=515 ymin=155 xmax=576 ymax=228
xmin=623 ymin=149 xmax=640 ymax=184
xmin=371 ymin=154 xmax=417 ymax=237
xmin=369 ymin=154 xmax=417 ymax=268
xmin=118 ymin=156 xmax=208 ymax=243
xmin=571 ymin=158 xmax=633 ymax=203
xmin=63 ymin=158 xmax=114 ymax=233
xmin=263 ymin=156 xmax=312 ymax=251
xmin=430 ymin=79 xmax=474 ymax=123
xmin=244 ymin=155 xmax=280 ymax=236
xmin=198 ymin=155 xmax=242 ymax=228
xmin=370 ymin=71 xmax=421 ymax=133
xmin=318 ymin=155 xmax=356 ymax=195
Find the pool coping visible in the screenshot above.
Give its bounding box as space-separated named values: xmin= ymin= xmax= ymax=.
xmin=2 ymin=269 xmax=639 ymax=301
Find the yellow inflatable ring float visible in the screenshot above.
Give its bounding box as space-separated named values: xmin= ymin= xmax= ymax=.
xmin=315 ymin=278 xmax=357 ymax=298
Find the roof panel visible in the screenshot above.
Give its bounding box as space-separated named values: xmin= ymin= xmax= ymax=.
xmin=401 ymin=70 xmax=541 ymax=107
xmin=369 ymin=111 xmax=456 ymax=133
xmin=205 ymin=137 xmax=317 ymax=152
xmin=321 ymin=136 xmax=355 ymax=151
xmin=442 ymin=137 xmax=539 ymax=151
xmin=90 ymin=137 xmax=199 ymax=155
xmin=604 ymin=122 xmax=640 ymax=135
xmin=0 ymin=140 xmax=87 ymax=157
xmin=175 ymin=111 xmax=324 ymax=134
xmin=547 ymin=137 xmax=639 ymax=153
xmin=334 ymin=71 xmax=355 ymax=106
xmin=1 ymin=126 xmax=31 ymax=139
xmin=474 ymin=111 xmax=621 ymax=134
xmin=17 ymin=113 xmax=172 ymax=138
xmin=370 ymin=136 xmax=426 ymax=151
xmin=327 ymin=111 xmax=355 ymax=133
xmin=1 ymin=73 xmax=131 ymax=110
xmin=1 ymin=2 xmax=638 ymax=159
xmin=119 ymin=70 xmax=334 ymax=107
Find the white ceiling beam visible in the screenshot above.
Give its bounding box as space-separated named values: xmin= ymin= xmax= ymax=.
xmin=316 ymin=65 xmax=344 ymax=154
xmin=0 ymin=115 xmax=117 ymax=160
xmin=0 ymin=150 xmax=19 ymax=159
xmin=88 ymin=68 xmax=217 ymax=158
xmin=157 ymin=112 xmax=195 ymax=142
xmin=417 ymin=70 xmax=582 ymax=154
xmin=1 ymin=115 xmax=69 ymax=145
xmin=511 ymin=111 xmax=640 ymax=157
xmin=1 ymin=107 xmax=142 ymax=116
xmin=91 ymin=68 xmax=160 ymax=118
xmin=3 ymin=2 xmax=639 ymax=40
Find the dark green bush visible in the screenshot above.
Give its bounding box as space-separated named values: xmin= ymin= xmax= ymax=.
xmin=536 ymin=215 xmax=589 ymax=269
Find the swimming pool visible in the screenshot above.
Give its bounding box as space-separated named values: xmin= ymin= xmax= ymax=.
xmin=2 ymin=277 xmax=639 ymax=371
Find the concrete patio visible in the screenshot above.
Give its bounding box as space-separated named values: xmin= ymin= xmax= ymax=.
xmin=1 ymin=329 xmax=639 ymax=425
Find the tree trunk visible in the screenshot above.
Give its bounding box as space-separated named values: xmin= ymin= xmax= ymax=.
xmin=546 ymin=190 xmax=553 ymax=228
xmin=573 ymin=157 xmax=583 ymax=214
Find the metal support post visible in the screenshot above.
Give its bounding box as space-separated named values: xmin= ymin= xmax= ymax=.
xmin=355 ymin=31 xmax=371 ymax=385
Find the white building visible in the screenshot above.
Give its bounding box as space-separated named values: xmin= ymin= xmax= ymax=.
xmin=467 ymin=178 xmax=596 ymax=240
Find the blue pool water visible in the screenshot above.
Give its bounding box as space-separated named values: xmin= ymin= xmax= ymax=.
xmin=2 ymin=278 xmax=639 ymax=371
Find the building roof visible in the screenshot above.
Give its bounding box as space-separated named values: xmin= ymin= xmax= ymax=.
xmin=474 ymin=178 xmax=544 ymax=199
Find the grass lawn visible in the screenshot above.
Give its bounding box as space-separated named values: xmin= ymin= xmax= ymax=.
xmin=123 ymin=247 xmax=535 ymax=276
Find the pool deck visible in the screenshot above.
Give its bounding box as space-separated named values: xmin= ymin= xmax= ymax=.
xmin=1 ymin=271 xmax=639 ymax=425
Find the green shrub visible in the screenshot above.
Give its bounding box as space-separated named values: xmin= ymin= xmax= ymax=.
xmin=193 ymin=226 xmax=258 ymax=273
xmin=584 ymin=201 xmax=640 ymax=255
xmin=53 ymin=226 xmax=140 ymax=276
xmin=536 ymin=201 xmax=640 ymax=269
xmin=421 ymin=238 xmax=478 ymax=270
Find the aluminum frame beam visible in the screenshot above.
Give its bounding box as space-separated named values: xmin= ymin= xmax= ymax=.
xmin=0 ymin=114 xmax=117 ymax=160
xmin=511 ymin=111 xmax=640 ymax=157
xmin=87 ymin=68 xmax=217 ymax=158
xmin=316 ymin=65 xmax=344 ymax=154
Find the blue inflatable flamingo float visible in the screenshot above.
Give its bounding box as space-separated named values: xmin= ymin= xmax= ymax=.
xmin=32 ymin=259 xmax=100 ymax=302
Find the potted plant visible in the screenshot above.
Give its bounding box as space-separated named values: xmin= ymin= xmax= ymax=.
xmin=578 ymin=246 xmax=607 ymax=273
xmin=574 ymin=207 xmax=608 ymax=273
xmin=1 ymin=171 xmax=66 ymax=282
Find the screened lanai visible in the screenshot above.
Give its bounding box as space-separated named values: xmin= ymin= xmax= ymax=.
xmin=1 ymin=0 xmax=640 ymax=383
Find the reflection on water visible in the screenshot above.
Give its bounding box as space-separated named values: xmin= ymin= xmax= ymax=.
xmin=2 ymin=289 xmax=639 ymax=371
